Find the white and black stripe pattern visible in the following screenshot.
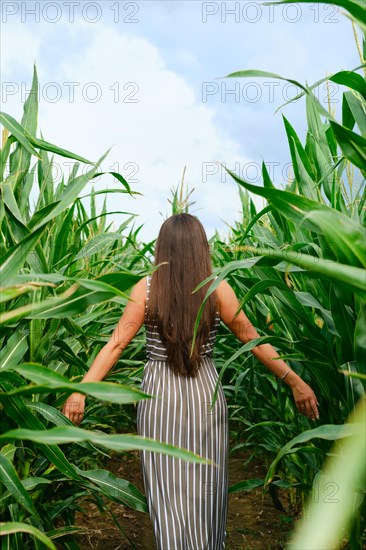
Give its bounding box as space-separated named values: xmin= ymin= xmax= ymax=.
xmin=137 ymin=276 xmax=229 ymax=549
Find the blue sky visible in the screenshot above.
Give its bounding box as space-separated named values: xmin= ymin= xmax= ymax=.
xmin=1 ymin=0 xmax=362 ymax=241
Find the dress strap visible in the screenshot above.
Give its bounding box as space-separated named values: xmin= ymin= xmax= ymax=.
xmin=145 ymin=276 xmax=151 ymax=321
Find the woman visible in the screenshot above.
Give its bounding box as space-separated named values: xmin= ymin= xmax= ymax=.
xmin=63 ymin=213 xmax=319 ymax=549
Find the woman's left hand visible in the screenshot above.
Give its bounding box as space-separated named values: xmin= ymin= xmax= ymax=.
xmin=292 ymin=380 xmax=320 ymax=420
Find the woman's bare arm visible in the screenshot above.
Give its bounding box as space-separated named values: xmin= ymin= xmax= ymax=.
xmin=62 ymin=277 xmax=147 ymax=422
xmin=216 ymin=279 xmax=319 ymax=419
xmin=78 ymin=276 xmax=147 ymax=385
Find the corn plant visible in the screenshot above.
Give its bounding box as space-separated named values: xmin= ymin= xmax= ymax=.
xmin=191 ymin=0 xmax=366 ymax=546
xmin=0 ymin=66 xmax=212 ymax=549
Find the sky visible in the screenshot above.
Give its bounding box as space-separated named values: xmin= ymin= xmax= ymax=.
xmin=1 ymin=0 xmax=362 ymax=242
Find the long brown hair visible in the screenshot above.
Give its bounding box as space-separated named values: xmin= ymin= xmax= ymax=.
xmin=145 ymin=213 xmax=217 ymax=378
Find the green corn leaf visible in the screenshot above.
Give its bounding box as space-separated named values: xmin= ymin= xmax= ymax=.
xmin=28 ymin=135 xmax=94 ymax=164
xmin=0 ymin=454 xmax=40 ymax=520
xmin=245 ymin=246 xmax=366 ymax=297
xmin=0 ymin=427 xmax=215 ymax=466
xmin=287 ymin=396 xmax=366 ymax=549
xmin=0 ymin=332 xmax=28 ymax=371
xmin=1 ymin=174 xmax=24 ymax=223
xmin=264 ymin=421 xmax=363 ymax=487
xmin=74 ymin=466 xmax=148 ymax=512
xmin=32 ymin=150 xmax=110 ymax=230
xmin=0 ymin=523 xmax=56 ymax=550
xmin=92 ymin=172 xmax=140 ymax=196
xmin=0 ymin=282 xmax=54 ymax=304
xmin=0 ymin=444 xmax=17 ymax=462
xmin=2 ymin=362 xmax=154 ymax=405
xmin=225 ymin=166 xmax=366 ymax=268
xmin=331 ymin=71 xmax=366 ymax=101
xmin=26 ymin=401 xmax=105 ymax=455
xmin=229 ymin=478 xmax=265 ymax=494
xmin=73 ymin=233 xmax=123 ymax=262
xmin=223 ymin=69 xmax=307 ymax=93
xmin=0 ymin=224 xmax=47 ymax=287
xmin=0 ymin=112 xmax=40 ymax=158
xmin=0 ymin=271 xmax=145 ymax=323
xmin=330 ymin=119 xmax=366 ymax=172
xmin=0 ymin=378 xmax=82 ymax=481
xmin=8 ymin=64 xmax=38 ymax=194
xmin=343 ymin=91 xmax=366 ymax=137
xmin=263 ymin=0 xmax=366 ymax=32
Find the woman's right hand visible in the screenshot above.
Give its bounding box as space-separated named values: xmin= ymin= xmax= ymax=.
xmin=291 ymin=380 xmax=320 ymax=421
xmin=62 ymin=392 xmax=86 ymax=426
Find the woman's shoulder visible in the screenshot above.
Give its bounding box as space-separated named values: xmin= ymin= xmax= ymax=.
xmin=130 ymin=276 xmax=148 ymax=299
xmin=135 ymin=275 xmax=148 ymax=288
xmin=215 ymin=278 xmax=233 ymax=296
xmin=214 ymin=279 xmax=236 ymax=317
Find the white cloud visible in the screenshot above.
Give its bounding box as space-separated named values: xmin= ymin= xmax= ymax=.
xmin=2 ymin=5 xmax=358 ymax=246
xmin=0 ymin=20 xmax=41 ymax=76
xmin=3 ymin=21 xmax=258 ymax=241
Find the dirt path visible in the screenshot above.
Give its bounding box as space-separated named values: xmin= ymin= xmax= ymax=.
xmin=75 ymin=441 xmax=296 ymax=549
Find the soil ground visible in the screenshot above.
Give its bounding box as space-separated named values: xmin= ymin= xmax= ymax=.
xmin=75 ymin=438 xmax=297 ymax=550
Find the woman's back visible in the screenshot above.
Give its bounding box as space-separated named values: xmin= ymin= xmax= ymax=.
xmin=137 ymin=274 xmax=229 ymax=550
xmin=145 ymin=275 xmax=221 ymax=363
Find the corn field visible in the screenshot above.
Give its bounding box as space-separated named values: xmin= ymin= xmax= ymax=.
xmin=0 ymin=0 xmax=365 ymax=548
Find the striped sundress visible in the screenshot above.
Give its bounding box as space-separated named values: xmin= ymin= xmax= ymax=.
xmin=136 ymin=275 xmax=229 ymax=550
